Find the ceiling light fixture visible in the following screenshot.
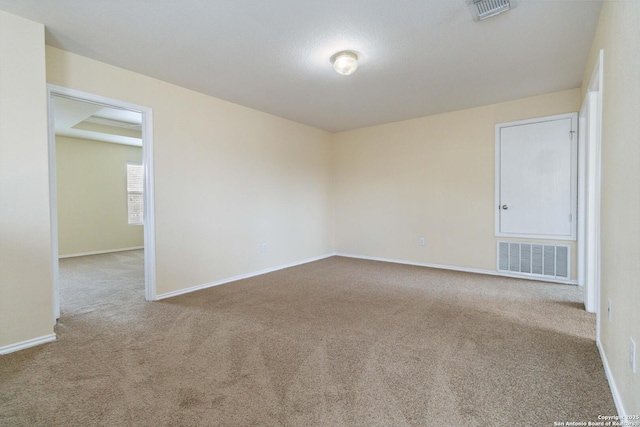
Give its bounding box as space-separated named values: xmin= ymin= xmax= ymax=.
xmin=330 ymin=51 xmax=358 ymax=76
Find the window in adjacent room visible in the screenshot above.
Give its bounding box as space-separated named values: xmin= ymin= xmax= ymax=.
xmin=127 ymin=162 xmax=144 ymax=225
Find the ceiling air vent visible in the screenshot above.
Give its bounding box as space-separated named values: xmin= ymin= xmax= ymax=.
xmin=471 ymin=0 xmax=512 ymax=20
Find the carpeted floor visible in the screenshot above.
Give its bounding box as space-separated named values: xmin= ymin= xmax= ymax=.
xmin=0 ymin=250 xmax=616 ymax=426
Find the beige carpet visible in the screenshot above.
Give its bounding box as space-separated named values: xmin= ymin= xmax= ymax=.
xmin=0 ymin=251 xmax=616 ymax=426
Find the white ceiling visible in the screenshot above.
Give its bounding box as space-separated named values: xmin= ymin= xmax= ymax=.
xmin=0 ymin=1 xmax=602 ymax=133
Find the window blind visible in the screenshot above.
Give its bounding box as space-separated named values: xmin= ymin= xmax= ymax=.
xmin=127 ymin=163 xmax=144 ymax=225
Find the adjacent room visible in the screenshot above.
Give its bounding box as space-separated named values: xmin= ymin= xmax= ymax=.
xmin=1 ymin=1 xmax=638 ymax=425
xmin=52 ymin=96 xmax=146 ymax=317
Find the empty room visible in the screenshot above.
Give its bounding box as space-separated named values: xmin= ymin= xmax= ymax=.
xmin=1 ymin=1 xmax=638 ymax=426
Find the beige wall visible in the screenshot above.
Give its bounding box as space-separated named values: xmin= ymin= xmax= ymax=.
xmin=46 ymin=46 xmax=335 ymax=296
xmin=0 ymin=12 xmax=53 ymax=348
xmin=56 ymin=136 xmax=143 ymax=256
xmin=334 ymin=89 xmax=580 ymax=276
xmin=582 ymin=1 xmax=640 ymax=415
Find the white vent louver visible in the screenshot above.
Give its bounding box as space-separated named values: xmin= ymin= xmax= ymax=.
xmin=498 ymin=242 xmax=570 ymax=280
xmin=472 ymin=0 xmax=511 ymax=20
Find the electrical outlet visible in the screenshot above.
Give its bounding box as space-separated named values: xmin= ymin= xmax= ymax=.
xmin=630 ymin=337 xmax=637 ymax=374
xmin=419 ymin=237 xmax=425 ymax=246
xmin=261 ymin=243 xmax=267 ymax=252
xmin=607 ymin=299 xmax=612 ymax=321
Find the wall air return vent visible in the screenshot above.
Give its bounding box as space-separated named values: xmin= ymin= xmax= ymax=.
xmin=471 ymin=0 xmax=512 ymax=20
xmin=498 ymin=241 xmax=570 ymax=280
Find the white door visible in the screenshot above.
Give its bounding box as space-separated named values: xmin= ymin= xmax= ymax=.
xmin=496 ymin=113 xmax=577 ymax=240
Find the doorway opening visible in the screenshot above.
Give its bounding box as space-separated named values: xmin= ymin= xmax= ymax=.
xmin=47 ymin=85 xmax=156 ymax=321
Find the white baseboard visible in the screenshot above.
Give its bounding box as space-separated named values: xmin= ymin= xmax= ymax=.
xmin=157 ymin=251 xmax=577 ymax=302
xmin=155 ymin=253 xmax=336 ymax=300
xmin=59 ymin=246 xmax=144 ymax=259
xmin=335 ymin=253 xmax=578 ymax=285
xmin=597 ymin=339 xmax=626 ymax=417
xmin=0 ymin=334 xmax=56 ymax=355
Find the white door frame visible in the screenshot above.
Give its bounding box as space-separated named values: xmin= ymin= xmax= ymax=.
xmin=577 ymin=50 xmax=603 ymax=326
xmin=47 ymin=84 xmax=157 ymax=321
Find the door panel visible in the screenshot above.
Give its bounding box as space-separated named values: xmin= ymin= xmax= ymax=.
xmin=496 ymin=114 xmax=577 ymax=239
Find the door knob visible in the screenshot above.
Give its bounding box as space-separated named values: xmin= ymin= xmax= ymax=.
xmin=502 ymin=205 xmax=508 ymax=210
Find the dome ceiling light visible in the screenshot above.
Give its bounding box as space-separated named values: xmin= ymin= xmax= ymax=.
xmin=330 ymin=51 xmax=358 ymax=76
